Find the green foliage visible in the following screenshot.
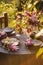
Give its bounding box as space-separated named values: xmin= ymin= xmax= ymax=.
xmin=0 ymin=0 xmax=17 ymax=24
xmin=0 ymin=0 xmax=43 ymax=28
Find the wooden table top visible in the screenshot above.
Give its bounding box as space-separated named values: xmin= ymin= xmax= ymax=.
xmin=0 ymin=28 xmax=43 ymax=55
xmin=0 ymin=34 xmax=40 ymax=55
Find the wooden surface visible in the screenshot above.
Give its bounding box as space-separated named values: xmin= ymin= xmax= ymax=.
xmin=0 ymin=12 xmax=8 ymax=28
xmin=0 ymin=53 xmax=43 ymax=65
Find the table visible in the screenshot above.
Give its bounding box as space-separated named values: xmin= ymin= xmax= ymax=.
xmin=0 ymin=34 xmax=43 ymax=65
xmin=0 ymin=34 xmax=40 ymax=54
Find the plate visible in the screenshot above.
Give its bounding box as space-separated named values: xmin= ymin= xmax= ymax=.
xmin=2 ymin=27 xmax=14 ymax=34
xmin=32 ymin=40 xmax=43 ymax=46
xmin=1 ymin=37 xmax=20 ymax=46
xmin=0 ymin=37 xmax=20 ymax=52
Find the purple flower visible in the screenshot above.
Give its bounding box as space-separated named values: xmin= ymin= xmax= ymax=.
xmin=24 ymin=11 xmax=31 ymax=17
xmin=25 ymin=39 xmax=33 ymax=45
xmin=8 ymin=43 xmax=19 ymax=51
xmin=16 ymin=15 xmax=21 ymax=20
xmin=30 ymin=15 xmax=38 ymax=22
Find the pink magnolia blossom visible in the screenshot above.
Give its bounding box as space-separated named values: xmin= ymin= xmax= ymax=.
xmin=16 ymin=15 xmax=21 ymax=20
xmin=8 ymin=43 xmax=19 ymax=51
xmin=25 ymin=39 xmax=33 ymax=45
xmin=24 ymin=11 xmax=31 ymax=17
xmin=30 ymin=15 xmax=38 ymax=22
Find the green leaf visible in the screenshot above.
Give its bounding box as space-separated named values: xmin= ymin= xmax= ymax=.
xmin=36 ymin=48 xmax=43 ymax=58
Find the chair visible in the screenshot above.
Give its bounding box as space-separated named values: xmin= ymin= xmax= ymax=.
xmin=0 ymin=12 xmax=8 ymax=28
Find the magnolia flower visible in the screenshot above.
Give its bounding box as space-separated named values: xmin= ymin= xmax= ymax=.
xmin=25 ymin=39 xmax=33 ymax=45
xmin=16 ymin=15 xmax=21 ymax=20
xmin=24 ymin=11 xmax=38 ymax=25
xmin=8 ymin=43 xmax=19 ymax=51
xmin=24 ymin=11 xmax=31 ymax=17
xmin=30 ymin=15 xmax=38 ymax=23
